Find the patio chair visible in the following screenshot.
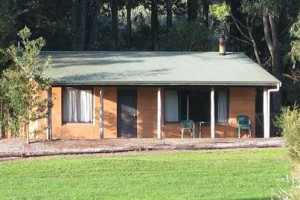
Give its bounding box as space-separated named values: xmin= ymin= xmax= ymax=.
xmin=236 ymin=115 xmax=252 ymax=138
xmin=181 ymin=120 xmax=195 ymax=138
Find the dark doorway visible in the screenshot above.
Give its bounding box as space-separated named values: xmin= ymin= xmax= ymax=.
xmin=117 ymin=89 xmax=137 ymax=138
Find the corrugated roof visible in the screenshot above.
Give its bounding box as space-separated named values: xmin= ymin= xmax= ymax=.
xmin=42 ymin=51 xmax=281 ymax=86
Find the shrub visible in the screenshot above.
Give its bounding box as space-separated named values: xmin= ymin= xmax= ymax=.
xmin=275 ymin=106 xmax=300 ymax=199
xmin=276 ymin=106 xmax=300 ymax=161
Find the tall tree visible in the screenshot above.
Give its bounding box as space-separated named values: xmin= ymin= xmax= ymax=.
xmin=111 ymin=0 xmax=118 ymax=50
xmin=166 ymin=0 xmax=172 ymax=31
xmin=187 ymin=0 xmax=199 ymax=21
xmin=290 ymin=14 xmax=300 ymax=67
xmin=71 ymin=0 xmax=80 ymax=50
xmin=79 ymin=0 xmax=87 ymax=50
xmin=88 ymin=0 xmax=103 ymax=50
xmin=285 ymin=14 xmax=300 ymax=81
xmin=240 ymin=0 xmax=300 ymax=124
xmin=151 ymin=0 xmax=159 ymax=50
xmin=0 ymin=0 xmax=16 ymax=49
xmin=126 ymin=1 xmax=132 ymax=48
xmin=202 ymin=0 xmax=209 ymax=27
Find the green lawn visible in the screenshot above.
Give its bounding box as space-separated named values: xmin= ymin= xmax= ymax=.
xmin=0 ymin=148 xmax=291 ymax=200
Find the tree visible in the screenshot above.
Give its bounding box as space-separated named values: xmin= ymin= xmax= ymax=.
xmin=0 ymin=0 xmax=16 ymax=49
xmin=290 ymin=14 xmax=300 ymax=67
xmin=284 ymin=14 xmax=300 ymax=82
xmin=151 ymin=0 xmax=159 ymax=50
xmin=0 ymin=27 xmax=52 ymax=143
xmin=161 ymin=21 xmax=210 ymax=51
xmin=240 ymin=0 xmax=300 ymax=116
xmin=166 ymin=0 xmax=172 ymax=31
xmin=187 ymin=0 xmax=199 ymax=21
xmin=111 ymin=0 xmax=118 ymax=50
xmin=88 ymin=0 xmax=104 ymax=50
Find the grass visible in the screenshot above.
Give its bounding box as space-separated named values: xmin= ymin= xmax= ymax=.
xmin=0 ymin=148 xmax=291 ymax=200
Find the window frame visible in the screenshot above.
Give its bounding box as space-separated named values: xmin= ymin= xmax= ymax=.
xmin=215 ymin=89 xmax=229 ymax=123
xmin=164 ymin=88 xmax=229 ymax=124
xmin=62 ymin=86 xmax=94 ymax=123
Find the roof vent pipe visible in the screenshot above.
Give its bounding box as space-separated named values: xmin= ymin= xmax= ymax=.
xmin=219 ymin=34 xmax=226 ymax=55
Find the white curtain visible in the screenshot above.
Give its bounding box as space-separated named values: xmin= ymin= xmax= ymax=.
xmin=217 ymin=90 xmax=228 ymax=123
xmin=63 ymin=88 xmax=93 ymax=123
xmin=79 ymin=90 xmax=92 ymax=122
xmin=165 ymin=90 xmax=179 ymax=122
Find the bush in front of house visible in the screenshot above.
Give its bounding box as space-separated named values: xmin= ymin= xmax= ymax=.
xmin=275 ymin=105 xmax=300 ymax=199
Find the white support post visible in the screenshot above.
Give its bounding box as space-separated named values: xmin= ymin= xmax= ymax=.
xmin=210 ymin=88 xmax=215 ymax=138
xmin=157 ymin=87 xmax=162 ymax=139
xmin=187 ymin=94 xmax=189 ymax=120
xmin=46 ymin=88 xmax=52 ymax=140
xmin=263 ymin=88 xmax=269 ymax=138
xmin=100 ymin=89 xmax=104 ymax=139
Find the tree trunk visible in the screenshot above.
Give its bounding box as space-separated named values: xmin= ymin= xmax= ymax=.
xmin=88 ymin=0 xmax=102 ymax=50
xmin=126 ymin=2 xmax=132 ymax=49
xmin=71 ymin=0 xmax=80 ymax=50
xmin=111 ymin=0 xmax=118 ymax=50
xmin=227 ymin=0 xmax=242 ymax=51
xmin=151 ymin=0 xmax=158 ymax=51
xmin=230 ymin=14 xmax=262 ymax=66
xmin=79 ymin=0 xmax=87 ymax=50
xmin=187 ymin=0 xmax=198 ymax=21
xmin=166 ymin=0 xmax=172 ymax=32
xmin=202 ymin=0 xmax=209 ymax=27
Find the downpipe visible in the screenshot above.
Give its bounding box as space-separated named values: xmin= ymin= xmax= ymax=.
xmin=264 ymin=83 xmax=281 ymax=138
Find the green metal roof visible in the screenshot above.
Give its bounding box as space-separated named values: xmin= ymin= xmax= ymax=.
xmin=42 ymin=51 xmax=281 ymax=87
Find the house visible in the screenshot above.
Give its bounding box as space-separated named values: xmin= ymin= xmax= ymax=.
xmin=40 ymin=51 xmax=281 ymax=139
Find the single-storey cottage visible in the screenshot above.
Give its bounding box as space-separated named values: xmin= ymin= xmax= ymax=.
xmin=40 ymin=51 xmax=280 ymax=139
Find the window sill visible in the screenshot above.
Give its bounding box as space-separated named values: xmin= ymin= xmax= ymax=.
xmin=62 ymin=122 xmax=93 ymax=124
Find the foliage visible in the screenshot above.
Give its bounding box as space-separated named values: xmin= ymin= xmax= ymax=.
xmin=275 ymin=106 xmax=300 ymax=161
xmin=161 ymin=21 xmax=211 ymax=51
xmin=275 ymin=106 xmax=300 ymax=200
xmin=0 ymin=149 xmax=290 ymax=199
xmin=209 ymin=2 xmax=230 ymax=22
xmin=0 ymin=0 xmax=16 ymax=49
xmin=290 ymin=14 xmax=300 ymax=68
xmin=0 ymin=27 xmax=52 ymax=137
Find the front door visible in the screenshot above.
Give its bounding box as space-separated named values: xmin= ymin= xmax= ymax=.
xmin=117 ymin=89 xmax=137 ymax=138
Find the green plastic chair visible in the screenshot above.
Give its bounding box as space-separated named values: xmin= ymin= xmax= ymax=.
xmin=181 ymin=120 xmax=195 ymax=138
xmin=236 ymin=115 xmax=252 ymax=138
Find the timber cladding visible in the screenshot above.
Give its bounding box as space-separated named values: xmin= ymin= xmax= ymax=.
xmin=103 ymin=87 xmax=117 ymax=138
xmin=51 ymin=87 xmax=62 ymax=138
xmin=137 ymin=88 xmax=157 ymax=138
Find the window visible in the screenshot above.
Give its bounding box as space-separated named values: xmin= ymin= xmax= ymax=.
xmin=165 ymin=90 xmax=210 ymax=122
xmin=216 ymin=90 xmax=229 ymax=123
xmin=165 ymin=90 xmax=179 ymax=122
xmin=63 ymin=87 xmax=93 ymax=123
xmin=164 ymin=89 xmax=228 ymax=123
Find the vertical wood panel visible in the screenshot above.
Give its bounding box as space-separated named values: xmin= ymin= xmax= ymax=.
xmin=137 ymin=88 xmax=157 ymax=138
xmin=103 ymin=87 xmax=117 ymax=138
xmin=51 ymin=87 xmax=62 ymax=138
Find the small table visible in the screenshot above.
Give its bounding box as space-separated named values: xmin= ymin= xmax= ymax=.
xmin=198 ymin=122 xmax=208 ymax=138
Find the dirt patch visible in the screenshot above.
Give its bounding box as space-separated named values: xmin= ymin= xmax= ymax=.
xmin=0 ymin=137 xmax=286 ymax=160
